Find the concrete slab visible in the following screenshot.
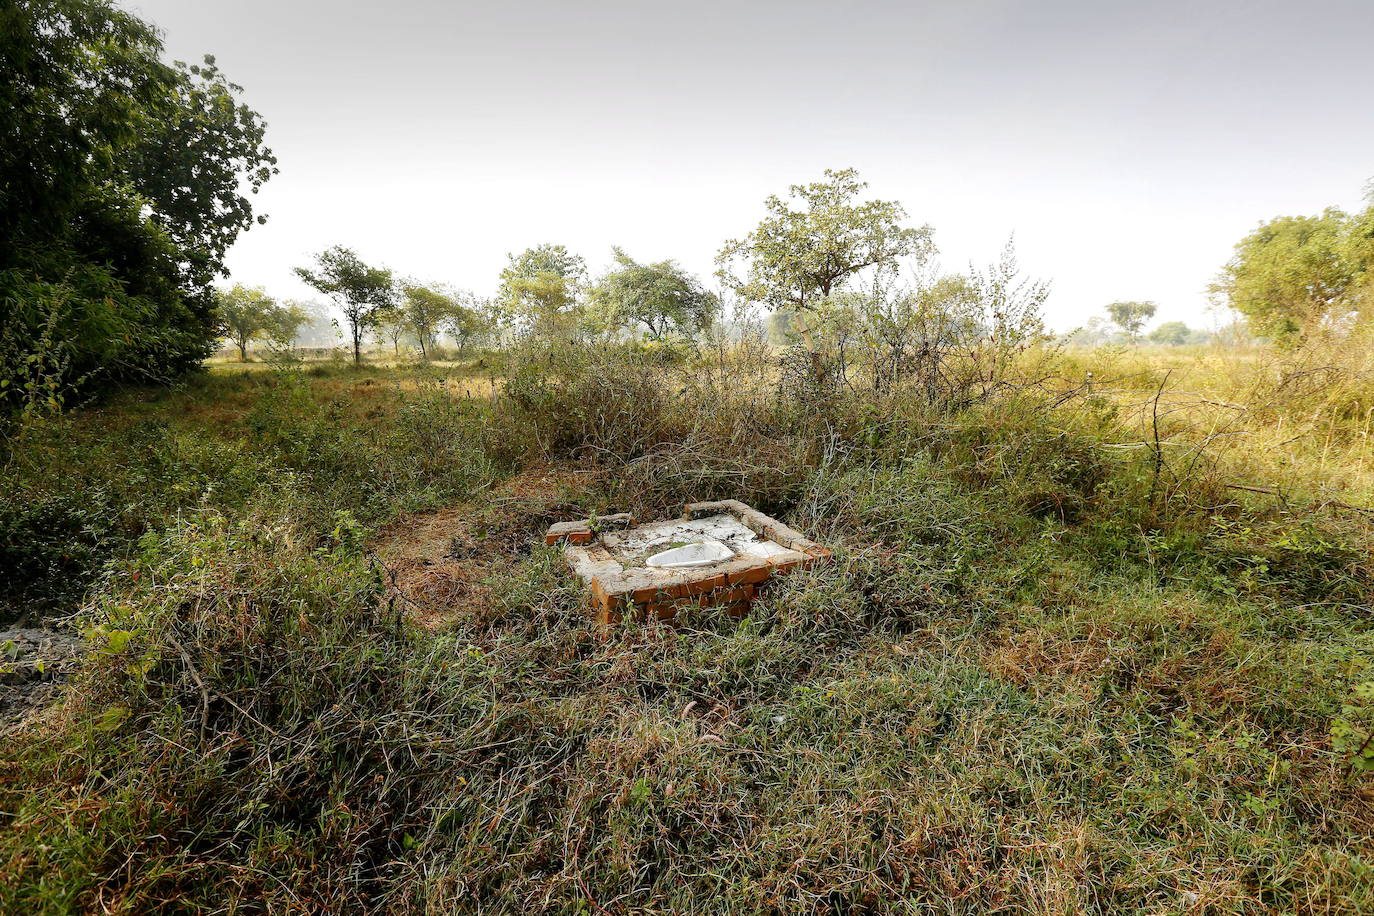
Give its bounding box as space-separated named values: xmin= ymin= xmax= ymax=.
xmin=547 ymin=500 xmax=830 ymax=624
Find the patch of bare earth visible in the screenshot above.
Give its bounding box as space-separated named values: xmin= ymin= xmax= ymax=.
xmin=371 ymin=464 xmax=594 ymax=629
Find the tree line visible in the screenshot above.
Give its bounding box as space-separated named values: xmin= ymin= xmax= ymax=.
xmin=3 ymin=0 xmax=1371 ymax=416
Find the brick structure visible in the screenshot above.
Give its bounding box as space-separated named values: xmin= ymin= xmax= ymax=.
xmin=546 ymin=500 xmax=830 ymax=625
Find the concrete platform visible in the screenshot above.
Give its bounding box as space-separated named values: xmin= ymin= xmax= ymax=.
xmin=546 ymin=499 xmax=830 ymax=624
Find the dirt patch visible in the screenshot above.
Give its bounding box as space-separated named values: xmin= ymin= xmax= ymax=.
xmin=372 ymin=464 xmax=594 ymax=629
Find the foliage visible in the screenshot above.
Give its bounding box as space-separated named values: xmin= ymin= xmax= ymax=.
xmin=497 ymin=243 xmax=587 ymax=335
xmin=717 ymin=168 xmax=933 ymax=347
xmin=1212 ymin=205 xmax=1372 ymax=341
xmin=399 ymin=283 xmax=464 ymax=359
xmin=1148 ymin=320 xmax=1191 ymax=346
xmin=120 ymin=54 xmax=278 ymax=294
xmin=588 ymin=247 xmax=718 ymax=339
xmin=0 ymin=0 xmax=274 ymax=410
xmin=295 ymin=246 xmax=396 ymax=364
xmin=216 ymin=284 xmax=306 ymax=360
xmin=3 ymin=354 xmax=1373 ymax=911
xmin=444 ymin=296 xmax=496 ymax=352
xmin=1106 ymin=300 xmax=1158 ymax=339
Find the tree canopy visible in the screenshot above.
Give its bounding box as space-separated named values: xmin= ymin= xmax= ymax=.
xmin=1211 ymin=206 xmax=1371 ymax=340
xmin=589 ymin=248 xmax=718 ymax=340
xmin=717 ymin=169 xmax=933 ymax=316
xmin=1105 ymin=301 xmax=1157 ymax=339
xmin=498 ymin=244 xmax=586 ymax=334
xmin=400 ymin=283 xmax=464 ymax=359
xmin=0 ymin=0 xmax=275 ymax=414
xmin=1148 ymin=320 xmax=1191 ymax=346
xmin=216 ymin=285 xmax=306 ymax=361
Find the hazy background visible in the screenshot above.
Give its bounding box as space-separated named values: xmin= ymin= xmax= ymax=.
xmin=129 ymin=0 xmax=1374 ymax=331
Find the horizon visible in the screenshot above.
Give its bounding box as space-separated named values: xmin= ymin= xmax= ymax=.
xmin=131 ymin=0 xmax=1374 ymax=332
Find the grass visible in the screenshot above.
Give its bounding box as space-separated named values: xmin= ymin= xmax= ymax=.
xmin=1 ymin=339 xmax=1371 ymax=913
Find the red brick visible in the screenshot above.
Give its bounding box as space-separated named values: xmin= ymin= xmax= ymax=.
xmin=723 ymin=599 xmax=753 ymax=618
xmin=643 ymin=601 xmax=680 ymax=620
xmin=727 ymin=562 xmax=772 ymax=587
xmin=704 ymin=584 xmax=754 ymax=606
xmin=590 ymin=579 xmax=626 ymax=623
xmin=680 ymin=572 xmax=727 ymax=596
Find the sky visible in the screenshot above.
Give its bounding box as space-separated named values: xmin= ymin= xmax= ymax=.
xmin=128 ymin=0 xmax=1374 ymax=332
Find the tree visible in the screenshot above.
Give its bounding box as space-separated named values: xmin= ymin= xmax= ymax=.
xmin=1211 ymin=208 xmax=1369 ymax=340
xmin=0 ymin=0 xmax=275 ymax=414
xmin=589 ymin=248 xmax=718 ymax=340
xmin=400 ymin=283 xmax=461 ymax=359
xmin=217 ymin=285 xmax=276 ymax=360
xmin=1148 ymin=321 xmax=1191 ymax=346
xmin=445 ymin=297 xmax=494 ymax=353
xmin=498 ymin=244 xmax=586 ymax=334
xmin=372 ymin=307 xmax=408 ymax=356
xmin=216 ymin=286 xmax=308 ymax=359
xmin=294 ymin=247 xmax=395 ymax=364
xmin=717 ymin=168 xmax=933 ymax=347
xmin=269 ymin=300 xmax=317 ymax=349
xmin=1105 ymin=301 xmax=1157 ymax=340
xmin=122 ymin=55 xmax=278 ymax=295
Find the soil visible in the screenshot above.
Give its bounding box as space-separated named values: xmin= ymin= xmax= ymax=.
xmin=371 ymin=464 xmax=594 ymax=629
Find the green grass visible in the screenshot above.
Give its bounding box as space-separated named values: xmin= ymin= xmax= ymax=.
xmin=1 ymin=348 xmax=1371 ymax=913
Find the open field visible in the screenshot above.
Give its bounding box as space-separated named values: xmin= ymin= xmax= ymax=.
xmin=2 ymin=340 xmax=1371 ymax=913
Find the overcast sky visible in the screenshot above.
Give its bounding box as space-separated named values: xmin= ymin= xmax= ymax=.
xmin=129 ymin=0 xmax=1374 ymax=331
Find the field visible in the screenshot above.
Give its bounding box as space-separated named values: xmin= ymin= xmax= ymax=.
xmin=1 ymin=339 xmax=1372 ymax=914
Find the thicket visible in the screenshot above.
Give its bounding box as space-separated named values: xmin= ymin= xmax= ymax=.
xmin=0 ymin=0 xmax=275 ymax=421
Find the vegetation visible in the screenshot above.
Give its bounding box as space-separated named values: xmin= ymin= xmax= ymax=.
xmin=216 ymin=284 xmax=308 ymax=361
xmin=294 ymin=246 xmax=397 ymax=364
xmin=589 ymin=248 xmax=720 ymax=340
xmin=498 ymin=244 xmax=588 ymax=336
xmin=0 ymin=0 xmax=275 ymax=413
xmin=718 ymin=168 xmax=933 ymax=351
xmin=1105 ymin=300 xmax=1158 ymax=340
xmin=3 ymin=290 xmax=1372 ymax=912
xmin=2 ymin=5 xmax=1373 ymax=909
xmin=1212 ymin=203 xmax=1373 ymax=342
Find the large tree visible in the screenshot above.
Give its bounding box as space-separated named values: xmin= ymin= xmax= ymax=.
xmin=294 ymin=247 xmax=395 ymax=364
xmin=0 ymin=0 xmax=275 ymax=414
xmin=445 ymin=297 xmax=494 ymax=353
xmin=589 ymin=248 xmax=718 ymax=340
xmin=717 ymin=168 xmax=932 ymax=346
xmin=1211 ymin=208 xmax=1370 ymax=340
xmin=1147 ymin=320 xmax=1192 ymax=346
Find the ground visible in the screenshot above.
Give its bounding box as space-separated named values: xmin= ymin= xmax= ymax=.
xmin=372 ymin=464 xmax=592 ymax=629
xmin=0 ymin=347 xmax=1371 ymax=914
